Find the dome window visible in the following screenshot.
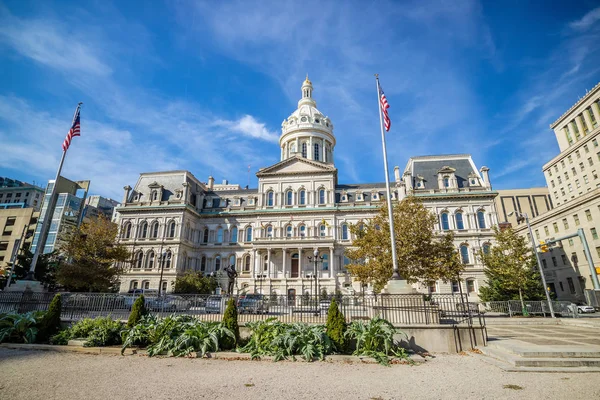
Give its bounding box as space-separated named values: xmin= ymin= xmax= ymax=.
xmin=326 ymin=123 xmax=329 ymax=127
xmin=301 ymin=116 xmax=307 ymax=122
xmin=315 ymin=119 xmax=320 ymax=123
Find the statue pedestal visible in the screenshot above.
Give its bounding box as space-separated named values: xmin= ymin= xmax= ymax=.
xmin=376 ymin=280 xmax=440 ymax=325
xmin=6 ymin=280 xmax=45 ymax=292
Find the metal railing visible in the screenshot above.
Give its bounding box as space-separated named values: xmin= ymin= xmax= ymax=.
xmin=480 ymin=300 xmax=578 ymax=318
xmin=0 ymin=292 xmax=486 ymax=326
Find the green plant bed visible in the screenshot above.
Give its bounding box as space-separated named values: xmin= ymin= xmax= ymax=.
xmin=0 ymin=311 xmax=46 ymax=344
xmin=49 ymin=316 xmax=124 ymax=347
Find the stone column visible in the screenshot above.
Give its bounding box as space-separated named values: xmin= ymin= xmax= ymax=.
xmin=322 ymin=138 xmax=326 ymax=162
xmin=590 ymin=103 xmax=600 ymax=125
xmin=267 ymin=249 xmax=271 ymax=278
xmin=569 ymin=121 xmax=579 ymax=139
xmin=583 ymin=109 xmax=594 ymax=132
xmin=309 ymin=136 xmax=313 ymax=160
xmin=298 ymin=248 xmax=303 ymax=277
xmin=282 ymin=248 xmax=287 ymax=279
xmin=252 ymin=249 xmax=258 ymax=278
xmin=575 ymin=116 xmax=586 ymax=136
xmin=330 ymin=247 xmax=334 ymax=277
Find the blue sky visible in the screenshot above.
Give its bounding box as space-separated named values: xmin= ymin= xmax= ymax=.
xmin=1 ymin=0 xmax=599 ymax=200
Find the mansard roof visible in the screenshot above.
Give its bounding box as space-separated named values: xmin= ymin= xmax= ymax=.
xmin=408 ymin=154 xmax=480 ymax=189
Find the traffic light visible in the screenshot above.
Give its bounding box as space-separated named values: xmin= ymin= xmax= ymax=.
xmin=539 ymin=240 xmax=549 ymax=253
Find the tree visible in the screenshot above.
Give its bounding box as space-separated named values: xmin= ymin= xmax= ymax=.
xmin=221 ymin=298 xmax=239 ymax=349
xmin=477 ymin=226 xmax=545 ymax=308
xmin=56 ymin=215 xmax=130 ymax=292
xmin=0 ymin=249 xmax=57 ymax=289
xmin=345 ymin=197 xmax=464 ymax=292
xmin=326 ymin=298 xmax=347 ymax=352
xmin=127 ymin=295 xmax=148 ymax=328
xmin=38 ymin=294 xmax=62 ymax=343
xmin=173 ymin=272 xmax=218 ymax=294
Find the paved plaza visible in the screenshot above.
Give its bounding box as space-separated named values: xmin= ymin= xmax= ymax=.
xmin=486 ymin=324 xmax=600 ymax=347
xmin=1 ymin=347 xmax=599 ymax=400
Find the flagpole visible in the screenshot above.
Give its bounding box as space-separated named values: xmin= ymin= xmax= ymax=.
xmin=27 ymin=103 xmax=82 ymax=280
xmin=375 ymin=74 xmax=400 ymax=280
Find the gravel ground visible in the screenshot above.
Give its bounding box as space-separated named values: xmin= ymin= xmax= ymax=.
xmin=0 ymin=348 xmax=598 ymax=400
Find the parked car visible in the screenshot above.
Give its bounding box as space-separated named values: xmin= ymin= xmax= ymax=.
xmin=123 ymin=289 xmax=159 ymax=309
xmin=575 ymin=303 xmax=596 ymax=314
xmin=146 ymin=295 xmax=191 ymax=312
xmin=205 ymin=295 xmax=225 ymax=314
xmin=238 ymin=294 xmax=269 ymax=314
xmin=319 ymin=299 xmax=332 ymax=310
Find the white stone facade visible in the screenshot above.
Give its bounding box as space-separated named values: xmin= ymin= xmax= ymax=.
xmin=115 ymin=79 xmax=499 ymax=300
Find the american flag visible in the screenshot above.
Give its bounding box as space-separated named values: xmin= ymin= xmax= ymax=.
xmin=62 ymin=105 xmax=81 ymax=151
xmin=379 ymin=85 xmax=391 ymax=131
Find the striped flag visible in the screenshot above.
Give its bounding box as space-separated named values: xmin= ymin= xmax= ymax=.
xmin=379 ymin=85 xmax=391 ymax=131
xmin=62 ymin=105 xmax=81 ymax=151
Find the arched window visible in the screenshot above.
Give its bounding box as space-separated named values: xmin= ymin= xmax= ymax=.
xmin=266 ymin=225 xmax=273 ymax=238
xmin=267 ymin=191 xmax=274 ymax=206
xmin=322 ymin=253 xmax=329 ymax=270
xmin=217 ymin=227 xmax=223 ymax=243
xmin=290 ymin=142 xmax=296 ymax=153
xmin=314 ymin=143 xmax=320 ymax=160
xmin=244 ymin=255 xmax=251 ymax=271
xmin=460 ymin=245 xmax=470 ymax=264
xmin=142 ymin=280 xmax=150 ymax=289
xmin=299 ymin=190 xmax=306 ymax=205
xmin=299 ymin=225 xmax=306 ymax=237
xmin=302 ymin=142 xmax=307 ymax=158
xmin=246 ymin=226 xmax=253 ymax=242
xmin=134 ymin=251 xmax=143 ymax=269
xmin=130 ymin=281 xmax=138 ymax=291
xmin=146 ymin=251 xmax=155 ymax=269
xmin=164 ymin=251 xmax=172 ymax=268
xmin=215 ymin=255 xmax=221 ymax=271
xmin=139 ymin=221 xmax=148 ymax=238
xmin=451 ymin=281 xmax=460 ymax=293
xmin=320 ymin=224 xmax=326 ymax=237
xmin=203 ymin=228 xmax=209 ymax=243
xmin=286 ymin=225 xmax=293 ymax=237
xmin=167 ymin=221 xmax=176 ymax=238
xmin=477 ymin=211 xmax=486 ymax=229
xmin=286 ymin=190 xmax=293 ymax=205
xmin=123 ymin=222 xmax=132 ymax=239
xmin=263 ymin=255 xmax=269 ymax=271
xmin=455 ymin=212 xmax=464 ymax=230
xmin=200 ymin=256 xmax=206 ymax=272
xmin=151 ymin=222 xmax=159 ymax=238
xmin=231 ymin=227 xmax=238 ymax=243
xmin=319 ymin=189 xmax=325 ymax=204
xmin=482 ymin=243 xmax=491 ymax=255
xmin=152 ymin=191 xmax=158 ymax=201
xmin=341 ymin=224 xmax=349 ymax=240
xmin=466 ymin=279 xmax=476 ymax=293
xmin=441 ymin=213 xmax=450 ymax=230
xmin=229 ymin=254 xmax=235 ymax=268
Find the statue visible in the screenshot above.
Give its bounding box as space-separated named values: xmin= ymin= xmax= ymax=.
xmin=225 ymin=264 xmax=238 ymax=295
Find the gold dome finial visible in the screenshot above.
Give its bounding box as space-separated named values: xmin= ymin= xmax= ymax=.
xmin=304 ymin=74 xmax=312 ymax=85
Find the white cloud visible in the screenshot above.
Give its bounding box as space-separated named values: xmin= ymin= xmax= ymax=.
xmin=569 ymin=7 xmax=600 ymax=32
xmin=214 ymin=115 xmax=279 ymax=143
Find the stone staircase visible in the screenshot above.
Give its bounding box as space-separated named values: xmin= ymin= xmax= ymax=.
xmin=477 ymin=340 xmax=600 ymax=372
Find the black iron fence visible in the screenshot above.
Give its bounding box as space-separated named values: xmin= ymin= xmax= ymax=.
xmin=0 ymin=291 xmax=486 ymax=326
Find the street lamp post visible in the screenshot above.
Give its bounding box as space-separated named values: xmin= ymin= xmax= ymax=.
xmin=307 ymin=249 xmax=324 ymax=303
xmin=510 ymin=211 xmax=555 ymax=318
xmin=158 ymin=251 xmax=170 ymax=296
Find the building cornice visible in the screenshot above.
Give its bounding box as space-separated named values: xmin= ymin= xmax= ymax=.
xmin=550 ymin=81 xmax=600 ymax=128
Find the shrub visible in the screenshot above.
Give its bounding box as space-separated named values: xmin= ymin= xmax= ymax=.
xmin=0 ymin=311 xmax=45 ymax=344
xmin=67 ymin=316 xmax=124 ymax=347
xmin=221 ymin=298 xmax=239 ymax=349
xmin=345 ymin=315 xmax=411 ymax=366
xmin=127 ymin=295 xmax=147 ymax=328
xmin=38 ymin=294 xmax=62 ymax=342
xmin=50 ymin=329 xmax=71 ymax=345
xmin=326 ymin=298 xmax=347 ymax=352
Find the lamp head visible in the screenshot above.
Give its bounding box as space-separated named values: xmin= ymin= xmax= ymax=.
xmin=313 ymin=249 xmax=319 ymax=257
xmin=507 ymin=211 xmax=514 ymax=217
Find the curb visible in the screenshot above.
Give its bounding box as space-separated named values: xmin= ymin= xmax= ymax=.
xmin=0 ymin=343 xmax=425 ymax=364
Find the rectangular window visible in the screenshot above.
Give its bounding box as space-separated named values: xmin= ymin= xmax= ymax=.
xmin=561 ymin=160 xmax=566 ymax=168
xmin=553 ymin=222 xmax=559 ymax=233
xmin=592 ymin=228 xmax=598 ymax=240
xmin=563 ymin=218 xmax=569 ymax=229
xmin=548 ymin=169 xmax=553 ymax=177
xmin=594 ymin=170 xmax=599 ymax=180
xmin=569 ymin=238 xmax=574 ymax=246
xmin=561 ymin=188 xmax=566 ymax=196
xmin=0 ymin=241 xmax=8 ymax=251
xmin=535 ymin=229 xmax=540 ymax=239
xmin=561 ymin=254 xmax=568 ymax=264
xmin=584 ymin=175 xmax=589 ymax=184
xmin=579 ymin=162 xmax=585 ymax=171
xmin=15 ymin=193 xmax=21 ymax=198
xmin=557 ymin=176 xmax=562 ymax=184
xmin=572 ymin=167 xmax=577 ymax=176
xmin=5 ymin=217 xmax=16 ymax=226
xmin=574 ymin=214 xmax=580 ymax=225
xmin=559 ymin=281 xmax=564 ymax=291
xmin=554 ymin=191 xmax=558 ymax=199
xmin=597 ymin=152 xmax=600 ymax=162
xmin=593 ymin=138 xmax=599 ymax=147
xmin=542 ymin=259 xmax=547 ymax=268
xmin=588 ymin=157 xmax=594 ymax=166
xmin=576 ymin=179 xmax=581 ymax=188
xmin=576 ymin=150 xmax=581 ymax=159
xmin=544 ymin=226 xmax=550 ymax=236
xmin=565 ymin=172 xmax=569 ymax=180
xmin=568 ymin=183 xmax=573 ymax=192
xmin=567 ymin=277 xmax=576 ymax=294
xmin=551 ymin=180 xmax=555 ymax=188
xmin=596 ymin=247 xmax=600 ymax=258
xmin=555 ymin=165 xmax=559 ymax=173
xmin=584 ymin=144 xmax=590 ymax=153
xmin=585 ymin=209 xmax=592 ymax=221
xmin=552 ymin=256 xmax=558 ymax=267
xmin=568 ymin=155 xmax=573 ymax=164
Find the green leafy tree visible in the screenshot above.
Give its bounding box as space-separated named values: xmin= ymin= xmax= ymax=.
xmin=56 ymin=215 xmax=130 ymax=292
xmin=221 ymin=298 xmax=239 ymax=349
xmin=477 ymin=226 xmax=545 ymax=308
xmin=1 ymin=249 xmax=57 ymax=289
xmin=326 ymin=298 xmax=347 ymax=352
xmin=127 ymin=295 xmax=148 ymax=328
xmin=38 ymin=293 xmax=62 ymax=342
xmin=346 ymin=197 xmax=464 ymax=292
xmin=173 ymin=272 xmax=218 ymax=294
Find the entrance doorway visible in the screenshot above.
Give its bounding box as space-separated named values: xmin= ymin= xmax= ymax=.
xmin=291 ymin=253 xmax=299 ymax=278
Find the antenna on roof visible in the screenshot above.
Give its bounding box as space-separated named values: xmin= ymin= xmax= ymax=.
xmin=247 ymin=164 xmax=251 ymax=188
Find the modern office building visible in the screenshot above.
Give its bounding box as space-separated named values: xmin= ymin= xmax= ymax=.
xmin=0 ymin=177 xmax=45 ymax=211
xmin=495 ymin=188 xmax=553 ymax=227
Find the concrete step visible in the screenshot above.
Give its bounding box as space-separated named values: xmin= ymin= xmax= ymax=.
xmin=486 ymin=341 xmax=600 ymax=358
xmin=514 ymin=357 xmax=600 ymax=368
xmin=476 ymin=347 xmax=600 ymax=372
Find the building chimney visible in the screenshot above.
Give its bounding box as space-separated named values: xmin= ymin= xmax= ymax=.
xmin=122 ymin=185 xmax=131 ymax=205
xmin=403 ymin=171 xmax=413 ymax=191
xmin=222 ymin=179 xmax=228 ymax=185
xmin=480 ymin=166 xmax=491 ymax=189
xmin=394 ymin=166 xmax=401 ymax=183
xmin=208 ymin=176 xmax=214 ymax=190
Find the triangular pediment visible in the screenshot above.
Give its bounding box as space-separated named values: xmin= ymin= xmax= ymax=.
xmin=256 ymin=155 xmax=336 ymax=177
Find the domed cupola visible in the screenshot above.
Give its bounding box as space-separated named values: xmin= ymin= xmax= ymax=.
xmin=280 ymin=76 xmax=336 ymax=164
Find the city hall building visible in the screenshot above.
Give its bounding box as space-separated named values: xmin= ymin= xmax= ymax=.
xmin=115 ymin=78 xmax=499 ymax=299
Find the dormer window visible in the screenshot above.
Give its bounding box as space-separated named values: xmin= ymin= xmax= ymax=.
xmin=372 ymin=192 xmax=379 ymax=200
xmin=152 ymin=191 xmax=158 ymax=201
xmin=443 ymin=177 xmax=450 ymax=188
xmin=233 ymin=198 xmax=241 ymax=206
xmin=247 ymin=197 xmax=255 ymax=206
xmin=356 ymin=192 xmax=363 ymax=201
